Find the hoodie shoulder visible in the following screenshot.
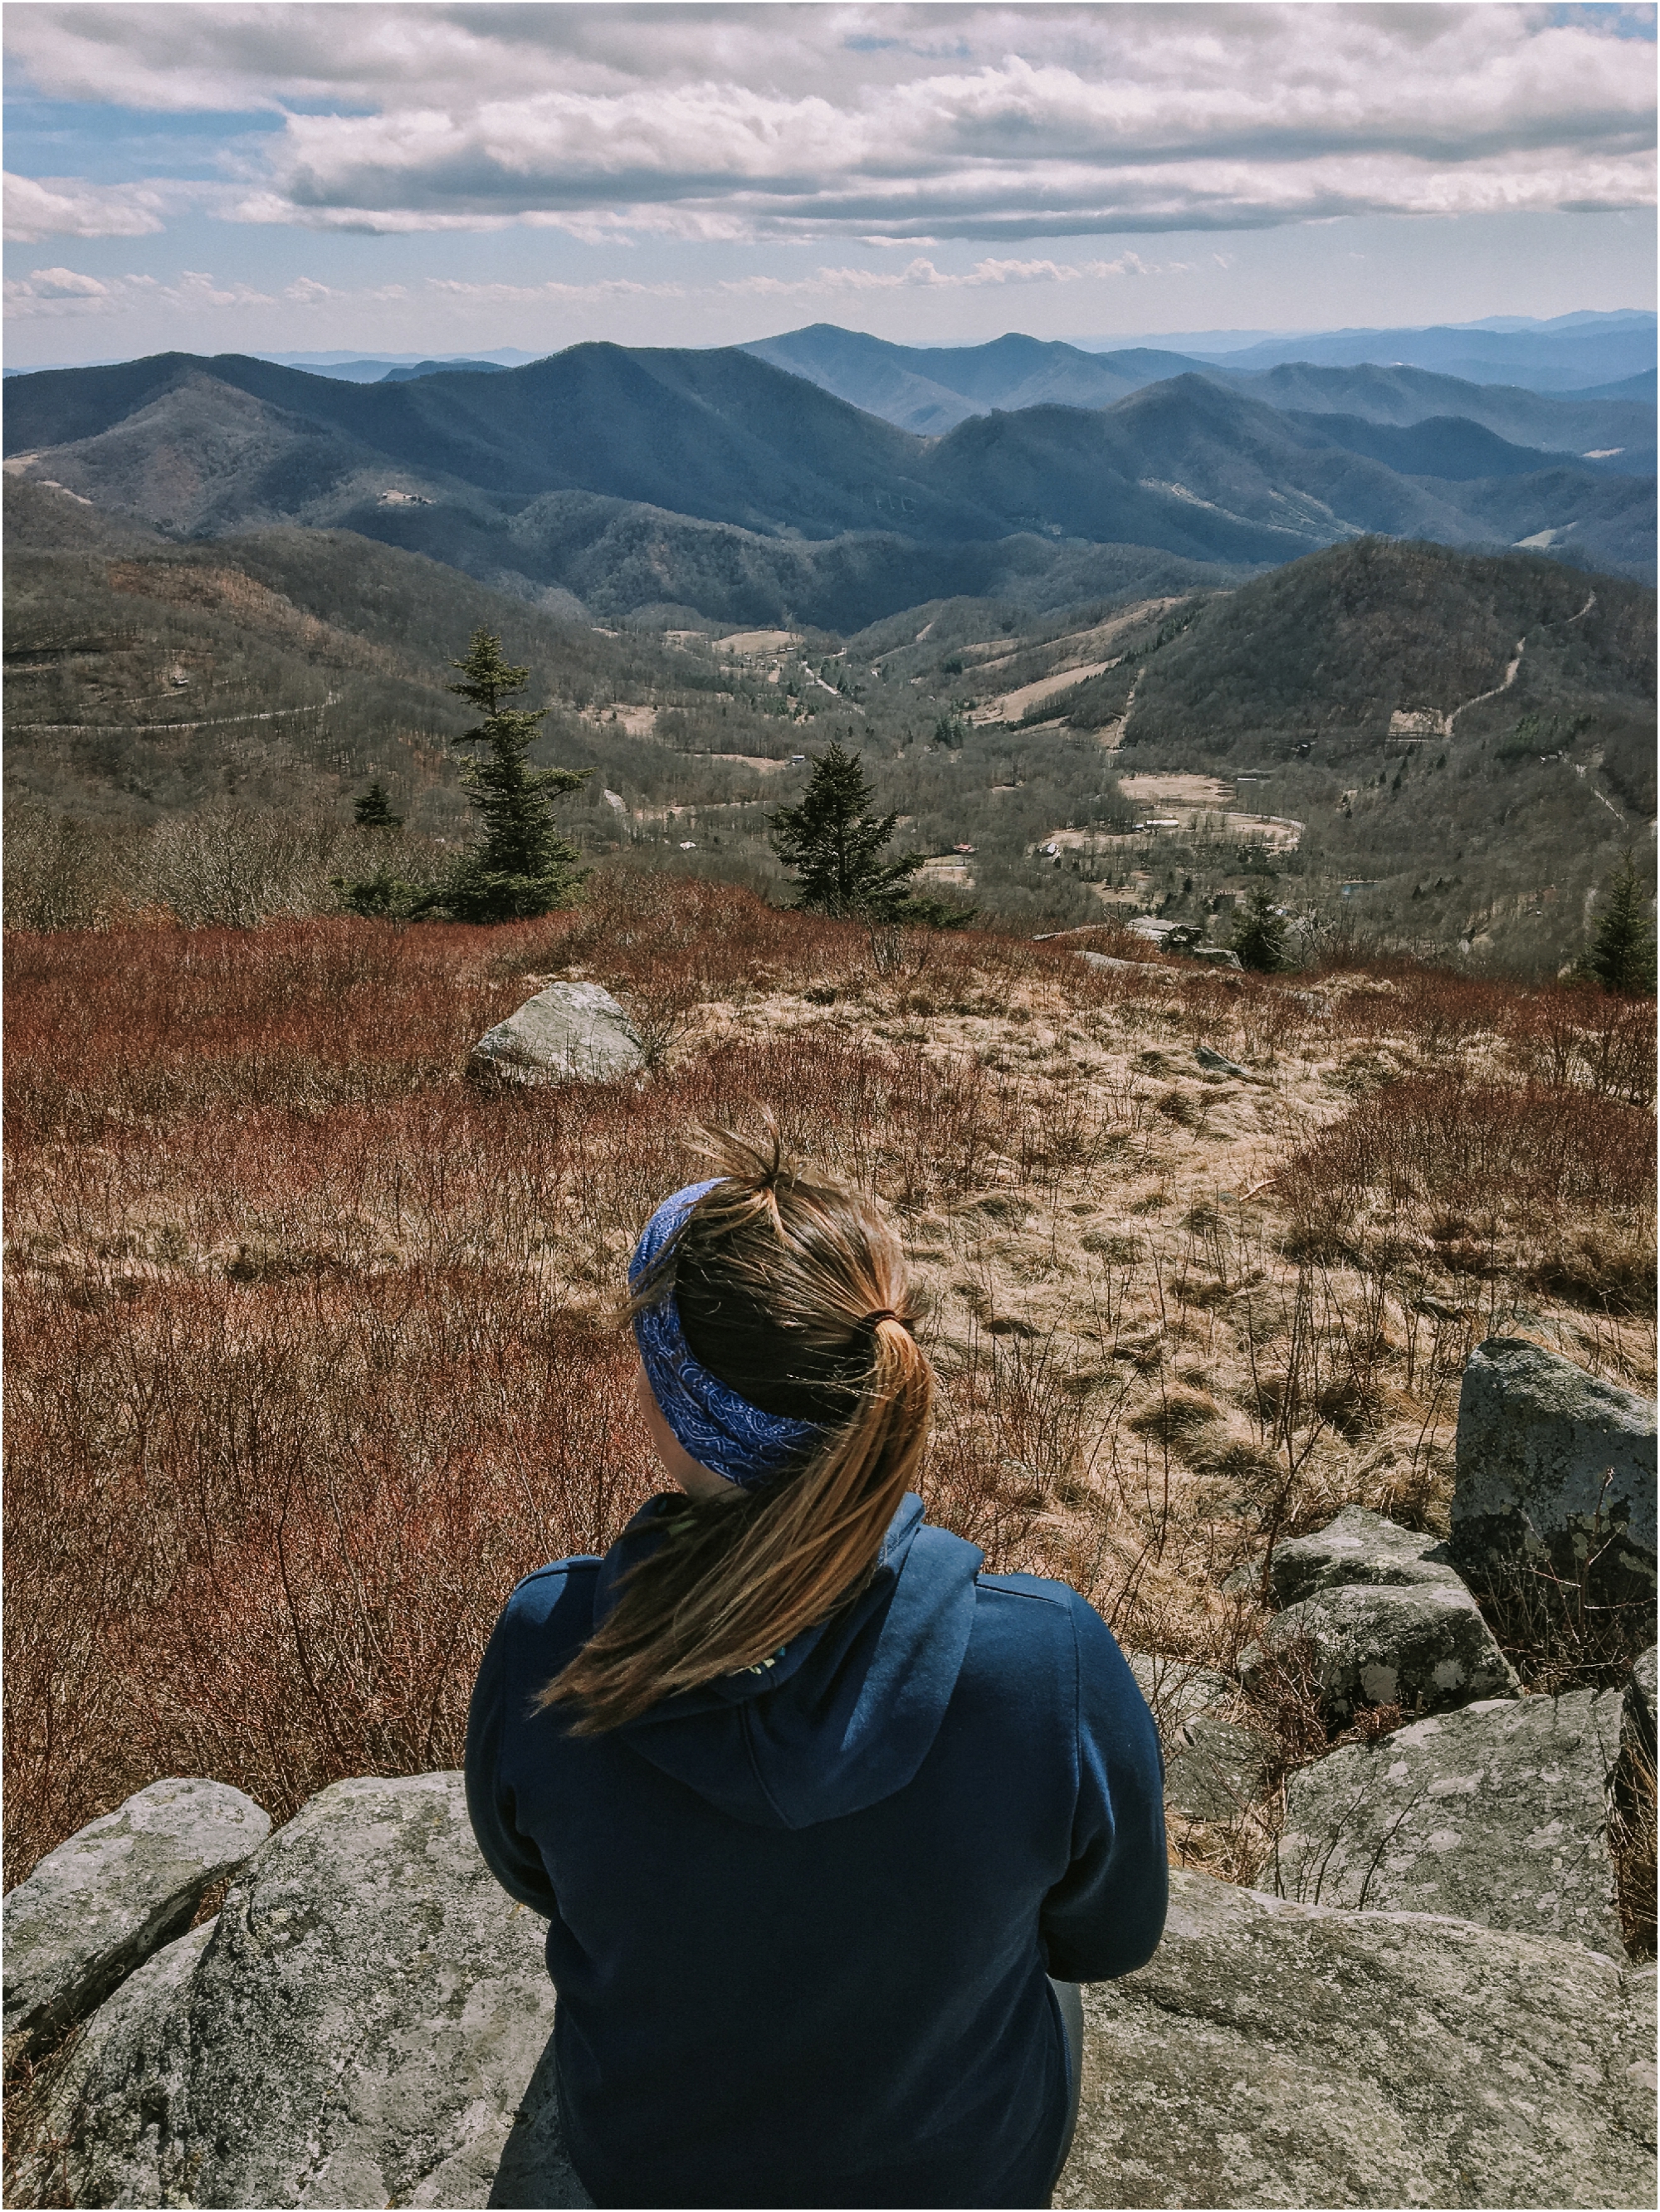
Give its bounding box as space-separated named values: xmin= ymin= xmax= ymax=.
xmin=500 ymin=1555 xmax=603 ymax=1637
xmin=973 ymin=1569 xmax=1078 ymax=1611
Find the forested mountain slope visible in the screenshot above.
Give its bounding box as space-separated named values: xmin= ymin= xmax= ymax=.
xmin=7 ymin=344 xmax=1651 ymax=627
xmin=1217 ymin=362 xmax=1653 ymax=470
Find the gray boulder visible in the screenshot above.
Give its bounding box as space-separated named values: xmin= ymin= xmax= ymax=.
xmin=1125 ymin=1653 xmax=1276 ymax=1821
xmin=3 ymin=1777 xmax=269 ymax=2061
xmin=1452 ymin=1337 xmax=1657 ymax=1613
xmin=1269 ymin=1502 xmax=1463 ymax=1608
xmin=33 ymin=1772 xmax=591 ymax=2210
xmin=1054 ymin=1868 xmax=1656 ymax=2210
xmin=1273 ymin=1690 xmax=1624 ymax=1954
xmin=471 ymin=982 xmax=645 ymax=1086
xmin=1241 ymin=1580 xmax=1520 ymax=1722
xmin=10 ymin=1923 xmax=211 ymax=2210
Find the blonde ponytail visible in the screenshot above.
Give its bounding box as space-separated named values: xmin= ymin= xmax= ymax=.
xmin=539 ymin=1135 xmax=933 ymax=1734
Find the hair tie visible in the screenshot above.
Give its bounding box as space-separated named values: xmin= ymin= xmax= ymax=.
xmin=862 ymin=1309 xmax=904 ymax=1331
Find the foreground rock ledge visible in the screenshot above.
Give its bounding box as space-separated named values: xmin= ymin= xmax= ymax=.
xmin=22 ymin=1779 xmax=1656 ymax=2210
xmin=27 ymin=1774 xmax=581 ymax=2211
xmin=1058 ymin=1871 xmax=1656 ymax=2212
xmin=2 ymin=1777 xmax=270 ymax=2062
xmin=1273 ymin=1689 xmax=1624 ymax=1953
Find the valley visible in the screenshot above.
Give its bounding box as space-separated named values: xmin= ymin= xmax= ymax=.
xmin=3 ymin=325 xmax=1653 ymax=974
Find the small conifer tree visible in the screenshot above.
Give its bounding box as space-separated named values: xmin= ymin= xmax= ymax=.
xmin=425 ymin=629 xmax=589 ymax=923
xmin=770 ymin=740 xmax=925 ymax=920
xmin=334 ymin=862 xmax=409 ymax=918
xmin=1231 ymin=879 xmax=1288 ymax=973
xmin=1582 ymin=849 xmax=1657 ymax=995
xmin=354 ymin=781 xmax=403 ymax=829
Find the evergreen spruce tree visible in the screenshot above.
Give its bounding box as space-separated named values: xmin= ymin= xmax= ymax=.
xmin=354 ymin=781 xmax=403 ymax=829
xmin=427 ymin=629 xmax=588 ymax=922
xmin=1231 ymin=878 xmax=1288 ymax=973
xmin=769 ymin=740 xmax=926 ymax=920
xmin=1582 ymin=849 xmax=1657 ymax=994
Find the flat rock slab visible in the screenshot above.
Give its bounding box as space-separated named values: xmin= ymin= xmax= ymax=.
xmin=2 ymin=1777 xmax=269 ymax=2060
xmin=32 ymin=1773 xmax=590 ymax=2210
xmin=1055 ymin=1868 xmax=1657 ymax=2210
xmin=471 ymin=981 xmax=644 ymax=1086
xmin=1452 ymin=1336 xmax=1657 ymax=1609
xmin=1270 ymin=1503 xmax=1464 ymax=1608
xmin=1243 ymin=1580 xmax=1520 ymax=1722
xmin=1125 ymin=1653 xmax=1276 ymax=1821
xmin=1273 ymin=1690 xmax=1624 ymax=1954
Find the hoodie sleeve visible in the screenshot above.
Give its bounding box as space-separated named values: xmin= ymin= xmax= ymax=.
xmin=465 ymin=1585 xmax=561 ymax=1920
xmin=1038 ymin=1590 xmax=1168 ymax=1982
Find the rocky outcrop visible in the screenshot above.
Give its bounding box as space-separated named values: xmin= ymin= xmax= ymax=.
xmin=1268 ymin=1502 xmax=1462 ymax=1606
xmin=1241 ymin=1579 xmax=1520 ymax=1722
xmin=1055 ymin=1868 xmax=1657 ymax=2210
xmin=471 ymin=982 xmax=645 ymax=1086
xmin=1272 ymin=1690 xmax=1624 ymax=1953
xmin=18 ymin=1775 xmax=1658 ymax=2211
xmin=2 ymin=1778 xmax=269 ymax=2061
xmin=27 ymin=1773 xmax=588 ymax=2210
xmin=1125 ymin=1653 xmax=1275 ymax=1821
xmin=1452 ymin=1337 xmax=1657 ymax=1614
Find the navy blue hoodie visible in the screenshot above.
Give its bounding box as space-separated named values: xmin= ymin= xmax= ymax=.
xmin=466 ymin=1494 xmax=1166 ymax=2209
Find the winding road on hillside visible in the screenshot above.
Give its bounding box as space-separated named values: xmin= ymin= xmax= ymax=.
xmin=15 ymin=698 xmax=337 ymax=735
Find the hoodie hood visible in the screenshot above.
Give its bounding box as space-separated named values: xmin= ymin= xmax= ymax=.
xmin=594 ymin=1494 xmax=983 ymax=1829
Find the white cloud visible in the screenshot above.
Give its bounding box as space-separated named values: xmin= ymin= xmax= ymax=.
xmin=427 ymin=275 xmax=689 ymax=305
xmin=4 ymin=4 xmax=1653 ymax=242
xmin=4 ymin=172 xmax=166 ymax=241
xmin=4 ymin=264 xmax=281 ymax=318
xmin=720 ymin=251 xmax=1184 ymax=296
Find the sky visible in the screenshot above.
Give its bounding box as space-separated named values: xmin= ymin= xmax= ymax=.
xmin=4 ymin=2 xmax=1656 ymax=368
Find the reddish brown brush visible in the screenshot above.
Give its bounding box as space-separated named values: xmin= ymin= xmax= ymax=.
xmin=3 ymin=883 xmax=1083 ymax=1878
xmin=4 ymin=1266 xmax=656 ymax=1878
xmin=1274 ymin=1072 xmax=1654 ymax=1222
xmin=1272 ymin=1072 xmax=1656 ymax=1317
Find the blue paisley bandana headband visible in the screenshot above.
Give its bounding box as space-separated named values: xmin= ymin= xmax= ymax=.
xmin=629 ymin=1179 xmax=828 ymax=1491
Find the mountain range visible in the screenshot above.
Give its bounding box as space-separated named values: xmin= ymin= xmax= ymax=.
xmin=4 ymin=328 xmax=1653 ymax=630
xmin=1169 ymin=310 xmax=1656 ymax=392
xmin=743 ymin=325 xmax=1656 ymax=468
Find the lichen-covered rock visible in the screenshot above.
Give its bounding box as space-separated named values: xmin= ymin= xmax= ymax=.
xmin=1269 ymin=1503 xmax=1464 ymax=1608
xmin=33 ymin=1772 xmax=589 ymax=2210
xmin=1273 ymin=1691 xmax=1624 ymax=1954
xmin=18 ymin=1924 xmax=211 ymax=2210
xmin=1124 ymin=1653 xmax=1275 ymax=1821
xmin=471 ymin=982 xmax=644 ymax=1086
xmin=1054 ymin=1868 xmax=1657 ymax=2210
xmin=1452 ymin=1337 xmax=1657 ymax=1614
xmin=2 ymin=1778 xmax=269 ymax=2060
xmin=1240 ymin=1580 xmax=1520 ymax=1721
